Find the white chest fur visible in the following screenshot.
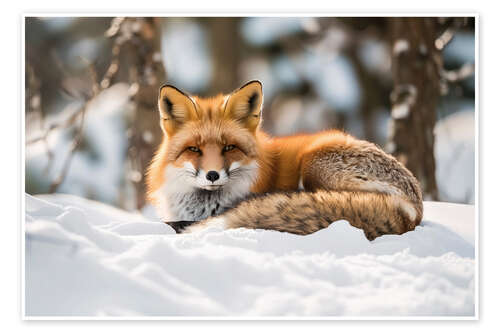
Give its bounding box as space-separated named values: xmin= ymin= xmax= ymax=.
xmin=154 ymin=162 xmax=258 ymax=221
xmin=167 ymin=190 xmax=240 ymax=221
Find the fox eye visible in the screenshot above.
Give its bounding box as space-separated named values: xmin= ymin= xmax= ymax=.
xmin=188 ymin=146 xmax=200 ymax=153
xmin=223 ymin=144 xmax=236 ymax=152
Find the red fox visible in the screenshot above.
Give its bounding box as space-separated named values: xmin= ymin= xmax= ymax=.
xmin=146 ymin=81 xmax=423 ymax=240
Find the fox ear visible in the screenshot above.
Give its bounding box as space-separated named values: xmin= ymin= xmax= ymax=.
xmin=224 ymin=80 xmax=263 ymax=132
xmin=158 ymin=85 xmax=198 ymax=135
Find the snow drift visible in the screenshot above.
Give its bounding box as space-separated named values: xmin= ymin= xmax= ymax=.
xmin=25 ymin=193 xmax=475 ymax=317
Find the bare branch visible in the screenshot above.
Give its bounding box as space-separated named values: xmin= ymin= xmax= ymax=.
xmin=48 ymin=90 xmax=89 ymax=193
xmin=28 ymin=19 xmax=129 ymax=192
xmin=27 ymin=17 xmax=166 ymax=207
xmin=441 ymin=63 xmax=475 ymax=83
xmin=435 ymin=27 xmax=455 ymax=50
xmin=48 ymin=63 xmax=99 ymax=193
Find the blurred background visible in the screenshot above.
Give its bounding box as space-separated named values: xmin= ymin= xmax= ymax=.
xmin=25 ymin=17 xmax=475 ymax=212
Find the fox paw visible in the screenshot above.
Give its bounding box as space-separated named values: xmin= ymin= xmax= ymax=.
xmin=164 ymin=221 xmax=197 ymax=234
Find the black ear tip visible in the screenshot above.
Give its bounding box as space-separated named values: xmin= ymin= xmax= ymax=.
xmin=158 ymin=84 xmax=172 ymax=95
xmin=158 ymin=84 xmax=190 ymax=97
xmin=250 ymin=80 xmax=262 ymax=88
xmin=240 ymin=80 xmax=263 ymax=91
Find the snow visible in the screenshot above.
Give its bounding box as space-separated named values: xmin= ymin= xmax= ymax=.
xmin=358 ymin=38 xmax=391 ymax=75
xmin=434 ymin=110 xmax=475 ymax=204
xmin=25 ymin=193 xmax=475 ymax=317
xmin=241 ymin=17 xmax=305 ymax=46
xmin=393 ymin=39 xmax=409 ymax=55
xmin=267 ymin=97 xmax=331 ymax=136
xmin=161 ymin=19 xmax=212 ymax=93
xmin=300 ymin=52 xmax=360 ymax=112
xmin=25 ymin=83 xmax=129 ymax=206
xmin=241 ymin=25 xmax=360 ymax=113
xmin=240 ymin=56 xmax=279 ymax=102
xmin=391 ymin=103 xmax=410 ymax=119
xmin=39 ymin=17 xmax=76 ymax=33
xmin=65 ymin=38 xmax=101 ymax=69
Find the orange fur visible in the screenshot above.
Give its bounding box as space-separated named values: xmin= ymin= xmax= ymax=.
xmin=147 ymin=96 xmax=356 ymax=199
xmin=146 ymin=81 xmax=423 ymax=239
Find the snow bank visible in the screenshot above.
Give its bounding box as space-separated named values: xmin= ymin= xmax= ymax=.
xmin=435 ymin=110 xmax=475 ymax=204
xmin=25 ymin=193 xmax=475 ymax=317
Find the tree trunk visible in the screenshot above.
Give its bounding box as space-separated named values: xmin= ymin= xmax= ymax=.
xmin=387 ymin=18 xmax=440 ymax=200
xmin=118 ymin=17 xmax=167 ymax=209
xmin=205 ymin=18 xmax=242 ymax=95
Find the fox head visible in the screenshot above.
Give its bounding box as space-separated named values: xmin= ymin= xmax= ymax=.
xmin=152 ymin=80 xmax=263 ymax=196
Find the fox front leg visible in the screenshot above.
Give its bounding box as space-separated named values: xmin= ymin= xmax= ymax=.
xmin=164 ymin=220 xmax=199 ymax=234
xmin=165 ymin=216 xmax=227 ymax=234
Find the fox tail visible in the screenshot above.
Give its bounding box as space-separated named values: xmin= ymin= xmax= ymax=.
xmin=181 ymin=190 xmax=423 ymax=240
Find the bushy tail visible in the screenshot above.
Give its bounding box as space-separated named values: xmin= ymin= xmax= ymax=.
xmin=218 ymin=190 xmax=423 ymax=240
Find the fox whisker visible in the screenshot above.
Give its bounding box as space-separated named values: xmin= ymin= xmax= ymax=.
xmin=183 ymin=170 xmax=197 ymax=177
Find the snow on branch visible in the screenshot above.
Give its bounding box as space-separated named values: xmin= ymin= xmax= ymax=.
xmin=441 ymin=63 xmax=475 ymax=83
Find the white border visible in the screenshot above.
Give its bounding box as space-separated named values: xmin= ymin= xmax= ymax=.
xmin=21 ymin=13 xmax=26 ymax=320
xmin=21 ymin=13 xmax=479 ymax=321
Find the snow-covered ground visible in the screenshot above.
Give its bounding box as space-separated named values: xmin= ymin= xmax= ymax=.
xmin=25 ymin=193 xmax=475 ymax=317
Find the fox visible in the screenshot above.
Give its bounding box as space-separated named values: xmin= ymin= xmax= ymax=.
xmin=146 ymin=80 xmax=423 ymax=240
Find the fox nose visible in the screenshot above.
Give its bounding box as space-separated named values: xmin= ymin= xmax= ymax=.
xmin=206 ymin=171 xmax=220 ymax=182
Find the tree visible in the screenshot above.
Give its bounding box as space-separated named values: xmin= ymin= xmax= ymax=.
xmin=106 ymin=17 xmax=167 ymax=209
xmin=387 ymin=17 xmax=441 ymax=200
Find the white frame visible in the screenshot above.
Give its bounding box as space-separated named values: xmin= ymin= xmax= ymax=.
xmin=21 ymin=13 xmax=479 ymax=321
